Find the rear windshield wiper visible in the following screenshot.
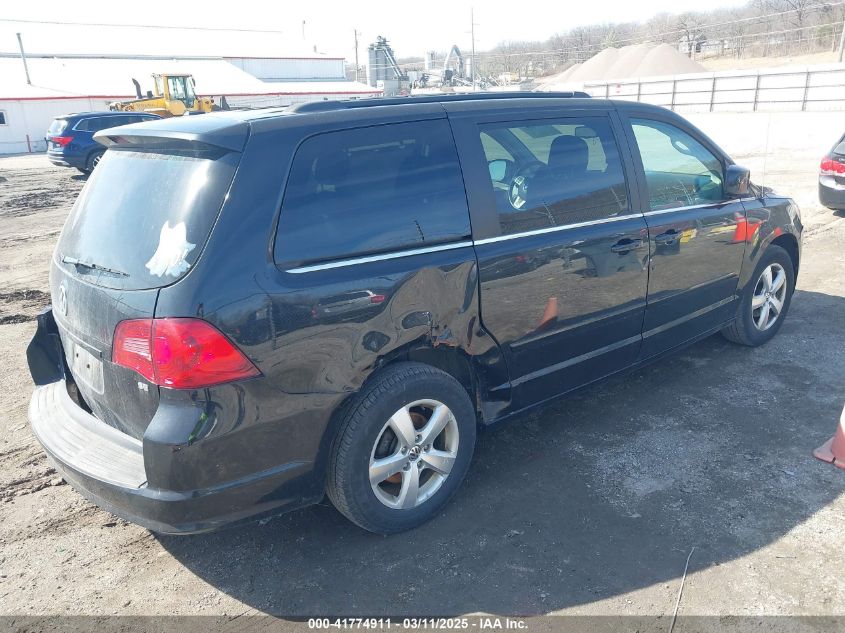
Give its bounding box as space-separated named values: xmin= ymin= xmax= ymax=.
xmin=61 ymin=255 xmax=129 ymax=277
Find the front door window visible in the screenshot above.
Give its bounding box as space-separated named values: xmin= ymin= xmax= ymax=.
xmin=631 ymin=119 xmax=724 ymax=210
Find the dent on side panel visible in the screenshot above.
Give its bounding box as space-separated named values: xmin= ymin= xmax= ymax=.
xmin=261 ymin=251 xmax=505 ymax=401
xmin=146 ymin=128 xmax=335 ymax=497
xmin=148 ymin=129 xmax=509 ymax=496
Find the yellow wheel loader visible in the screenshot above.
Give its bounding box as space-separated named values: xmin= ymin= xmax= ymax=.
xmin=110 ymin=74 xmax=216 ymax=117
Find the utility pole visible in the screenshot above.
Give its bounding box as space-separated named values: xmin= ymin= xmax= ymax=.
xmin=838 ymin=14 xmax=845 ymax=63
xmin=302 ymin=20 xmax=306 ymax=41
xmin=354 ymin=29 xmax=360 ymax=82
xmin=470 ymin=7 xmax=476 ymax=91
xmin=16 ymin=32 xmax=31 ymax=85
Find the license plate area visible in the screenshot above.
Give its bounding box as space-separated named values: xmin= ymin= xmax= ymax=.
xmin=64 ymin=338 xmax=105 ymax=394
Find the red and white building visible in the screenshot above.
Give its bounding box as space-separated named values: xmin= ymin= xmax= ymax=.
xmin=0 ymin=26 xmax=380 ymax=154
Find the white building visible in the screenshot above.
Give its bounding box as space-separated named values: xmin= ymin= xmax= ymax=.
xmin=0 ymin=25 xmax=380 ymax=154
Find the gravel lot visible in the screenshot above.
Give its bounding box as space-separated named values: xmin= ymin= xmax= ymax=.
xmin=0 ymin=112 xmax=844 ymax=624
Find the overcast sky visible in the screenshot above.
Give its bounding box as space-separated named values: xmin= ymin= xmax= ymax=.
xmin=6 ymin=0 xmax=749 ymax=61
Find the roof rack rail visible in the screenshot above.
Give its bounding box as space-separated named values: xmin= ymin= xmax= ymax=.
xmin=290 ymin=91 xmax=591 ymax=113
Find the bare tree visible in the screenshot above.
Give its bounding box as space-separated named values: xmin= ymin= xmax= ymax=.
xmin=676 ymin=12 xmax=706 ymax=57
xmin=642 ymin=12 xmax=675 ymax=44
xmin=780 ymin=0 xmax=818 ymax=28
xmin=482 ymin=0 xmax=834 ymax=79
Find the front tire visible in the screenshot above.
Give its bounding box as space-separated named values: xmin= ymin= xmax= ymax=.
xmin=722 ymin=244 xmax=795 ymax=346
xmin=326 ymin=362 xmax=477 ymax=534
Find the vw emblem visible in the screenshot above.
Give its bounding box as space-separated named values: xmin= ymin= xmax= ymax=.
xmin=57 ymin=284 xmax=68 ymax=317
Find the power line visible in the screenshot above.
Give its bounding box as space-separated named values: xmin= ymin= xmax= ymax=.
xmin=4 ymin=1 xmax=841 ymax=42
xmin=4 ymin=1 xmax=844 ymax=67
xmin=409 ymin=18 xmax=845 ymax=67
xmin=559 ymin=0 xmax=845 ymax=49
xmin=377 ymin=4 xmax=845 ymax=71
xmin=0 ymin=16 xmax=286 ymax=34
xmin=484 ymin=23 xmax=841 ymax=60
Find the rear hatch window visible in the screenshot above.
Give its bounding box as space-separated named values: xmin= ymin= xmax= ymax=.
xmin=57 ymin=146 xmax=239 ymax=290
xmin=48 ymin=119 xmax=68 ymax=135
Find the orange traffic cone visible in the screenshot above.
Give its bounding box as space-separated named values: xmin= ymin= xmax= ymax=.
xmin=813 ymin=404 xmax=845 ymax=470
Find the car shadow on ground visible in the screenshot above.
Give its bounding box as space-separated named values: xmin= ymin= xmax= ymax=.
xmin=159 ymin=289 xmax=845 ymax=616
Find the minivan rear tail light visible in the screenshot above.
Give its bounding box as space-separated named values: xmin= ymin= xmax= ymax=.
xmin=113 ymin=318 xmax=260 ymax=389
xmin=820 ymin=156 xmax=845 ymax=176
xmin=51 ymin=136 xmax=74 ymax=147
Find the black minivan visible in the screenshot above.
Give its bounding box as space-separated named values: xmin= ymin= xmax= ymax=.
xmin=27 ymin=93 xmax=802 ymax=534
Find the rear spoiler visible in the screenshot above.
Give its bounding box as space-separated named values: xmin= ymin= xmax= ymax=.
xmin=94 ymin=117 xmax=249 ymax=152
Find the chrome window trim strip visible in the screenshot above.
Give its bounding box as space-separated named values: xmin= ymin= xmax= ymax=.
xmin=286 ymin=196 xmax=759 ymax=272
xmin=286 ymin=241 xmax=474 ymax=273
xmin=472 ymin=212 xmax=645 ymax=246
xmin=641 ymin=198 xmax=757 ymax=218
xmin=642 ymin=203 xmax=713 ymax=217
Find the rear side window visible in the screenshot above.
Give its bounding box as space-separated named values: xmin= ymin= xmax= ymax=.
xmin=76 ymin=116 xmax=144 ymax=132
xmin=274 ymin=120 xmax=470 ymax=267
xmin=57 ymin=147 xmax=239 ymax=290
xmin=478 ymin=117 xmax=629 ymax=236
xmin=77 ymin=116 xmax=137 ymax=132
xmin=75 ymin=118 xmax=106 ymax=132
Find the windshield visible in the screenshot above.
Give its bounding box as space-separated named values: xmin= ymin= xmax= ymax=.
xmin=167 ymin=76 xmax=196 ymax=107
xmin=57 ymin=146 xmax=239 ymax=290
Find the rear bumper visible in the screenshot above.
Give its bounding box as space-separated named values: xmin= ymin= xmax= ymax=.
xmin=29 ymin=380 xmax=315 ymax=534
xmin=46 ymin=150 xmax=85 ymax=170
xmin=29 ymin=380 xmax=316 ymax=534
xmin=47 ymin=156 xmax=71 ymax=167
xmin=819 ymin=177 xmax=845 ymax=211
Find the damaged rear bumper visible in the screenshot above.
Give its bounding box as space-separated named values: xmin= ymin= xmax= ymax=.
xmin=26 ymin=309 xmax=317 ymax=534
xmin=29 ymin=379 xmax=314 ymax=534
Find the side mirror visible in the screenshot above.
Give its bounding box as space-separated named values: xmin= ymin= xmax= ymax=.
xmin=488 ymin=159 xmax=509 ymax=182
xmin=725 ymin=164 xmax=751 ymax=197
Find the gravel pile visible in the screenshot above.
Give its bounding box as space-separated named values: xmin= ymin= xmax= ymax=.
xmin=541 ymin=43 xmax=706 ymax=87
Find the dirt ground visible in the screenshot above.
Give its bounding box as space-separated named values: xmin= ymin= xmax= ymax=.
xmin=0 ymin=112 xmax=844 ymax=624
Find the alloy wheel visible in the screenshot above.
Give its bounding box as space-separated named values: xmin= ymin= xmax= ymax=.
xmin=369 ymin=399 xmax=459 ymax=510
xmin=752 ymin=262 xmax=787 ymax=331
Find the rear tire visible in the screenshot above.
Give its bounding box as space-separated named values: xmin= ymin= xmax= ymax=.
xmin=326 ymin=362 xmax=476 ymax=534
xmin=86 ymin=150 xmax=105 ymax=173
xmin=722 ymin=244 xmax=794 ymax=347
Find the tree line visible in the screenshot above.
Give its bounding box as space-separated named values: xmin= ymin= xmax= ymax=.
xmin=475 ymin=0 xmax=845 ymax=78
